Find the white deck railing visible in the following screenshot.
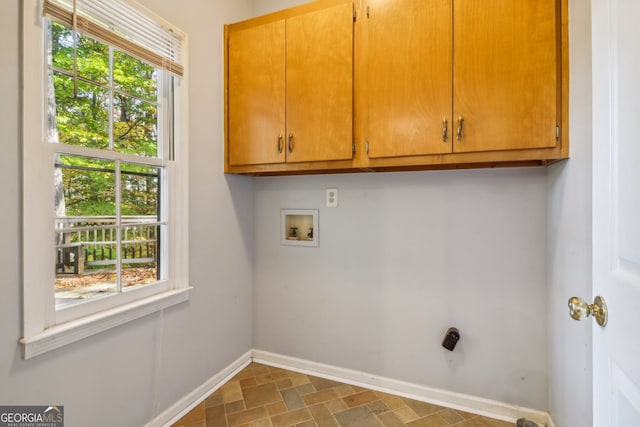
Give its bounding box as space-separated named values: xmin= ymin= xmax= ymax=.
xmin=55 ymin=216 xmax=158 ymax=274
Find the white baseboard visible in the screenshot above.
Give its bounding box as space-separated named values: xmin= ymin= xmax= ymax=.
xmin=253 ymin=349 xmax=554 ymax=427
xmin=147 ymin=348 xmax=555 ymax=427
xmin=145 ymin=350 xmax=252 ymax=427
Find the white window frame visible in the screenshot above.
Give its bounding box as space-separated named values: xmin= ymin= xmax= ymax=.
xmin=21 ymin=0 xmax=191 ymax=360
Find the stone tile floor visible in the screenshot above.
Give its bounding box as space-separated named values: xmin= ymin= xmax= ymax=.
xmin=172 ymin=363 xmax=515 ymax=427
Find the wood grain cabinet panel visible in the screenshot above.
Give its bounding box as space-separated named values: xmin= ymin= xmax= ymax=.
xmin=366 ymin=0 xmax=453 ymax=159
xmin=225 ymin=0 xmax=354 ymax=171
xmin=286 ymin=3 xmax=354 ymax=163
xmin=364 ymin=0 xmax=562 ymax=159
xmin=225 ymin=0 xmax=568 ymax=175
xmin=227 ymin=21 xmax=285 ymax=166
xmin=453 ymin=0 xmax=558 ymax=153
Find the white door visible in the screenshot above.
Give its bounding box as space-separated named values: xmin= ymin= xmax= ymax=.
xmin=591 ymin=0 xmax=640 ymax=425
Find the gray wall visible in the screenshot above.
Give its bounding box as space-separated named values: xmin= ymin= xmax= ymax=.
xmin=253 ymin=0 xmax=592 ymax=426
xmin=0 ymin=1 xmax=255 ymax=426
xmin=252 ymin=4 xmax=551 ymax=406
xmin=252 ymin=0 xmax=306 ymax=15
xmin=251 ymin=0 xmax=589 ymax=415
xmin=253 ymin=169 xmax=549 ymax=409
xmin=251 ymin=0 xmax=596 ymax=420
xmin=547 ymin=0 xmax=593 ymax=425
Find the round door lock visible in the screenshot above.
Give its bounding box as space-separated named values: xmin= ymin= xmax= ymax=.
xmin=568 ymin=295 xmax=608 ymax=327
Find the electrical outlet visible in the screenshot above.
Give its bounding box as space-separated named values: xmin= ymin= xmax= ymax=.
xmin=326 ymin=188 xmax=338 ymax=208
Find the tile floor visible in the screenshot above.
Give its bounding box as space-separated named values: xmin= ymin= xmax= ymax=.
xmin=172 ymin=363 xmax=515 ymax=427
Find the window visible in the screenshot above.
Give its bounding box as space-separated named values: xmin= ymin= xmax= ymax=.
xmin=21 ymin=0 xmax=190 ymax=359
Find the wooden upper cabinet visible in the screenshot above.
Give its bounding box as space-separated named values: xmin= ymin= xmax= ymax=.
xmin=366 ymin=0 xmax=453 ymax=159
xmin=226 ymin=1 xmax=354 ymax=168
xmin=286 ymin=3 xmax=354 ymax=163
xmin=225 ymin=0 xmax=567 ymax=174
xmin=453 ymin=0 xmax=559 ymax=153
xmin=364 ymin=0 xmax=562 ymax=159
xmin=228 ymin=21 xmax=286 ymax=166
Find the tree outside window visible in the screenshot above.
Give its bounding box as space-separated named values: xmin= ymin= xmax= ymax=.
xmin=48 ymin=21 xmax=166 ymax=308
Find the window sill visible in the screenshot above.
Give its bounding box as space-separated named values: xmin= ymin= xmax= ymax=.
xmin=20 ymin=287 xmax=192 ymax=360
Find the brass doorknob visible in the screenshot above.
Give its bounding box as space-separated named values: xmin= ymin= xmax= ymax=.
xmin=568 ymin=295 xmax=608 ymax=327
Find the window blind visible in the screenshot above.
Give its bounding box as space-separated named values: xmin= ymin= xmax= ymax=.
xmin=43 ymin=0 xmax=185 ymax=77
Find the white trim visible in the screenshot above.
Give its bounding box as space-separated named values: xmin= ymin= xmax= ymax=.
xmin=145 ymin=350 xmax=253 ymax=427
xmin=55 ymin=280 xmax=172 ymax=325
xmin=23 ymin=0 xmax=56 ymax=339
xmin=20 ymin=287 xmax=192 ymax=359
xmin=252 ymin=349 xmax=554 ymax=427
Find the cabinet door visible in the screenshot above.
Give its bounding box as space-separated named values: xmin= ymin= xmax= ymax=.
xmin=366 ymin=0 xmax=453 ymax=158
xmin=453 ymin=0 xmax=558 ymax=153
xmin=285 ymin=3 xmax=354 ymax=163
xmin=228 ymin=21 xmax=286 ymax=166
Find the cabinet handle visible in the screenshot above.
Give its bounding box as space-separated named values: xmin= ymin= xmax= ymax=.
xmin=456 ymin=116 xmax=464 ymax=141
xmin=277 ymin=134 xmax=283 ymax=153
xmin=442 ymin=118 xmax=448 ymax=142
xmin=288 ymin=133 xmax=294 ymax=153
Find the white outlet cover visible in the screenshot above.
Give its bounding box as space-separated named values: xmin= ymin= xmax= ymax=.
xmin=326 ymin=188 xmax=338 ymax=208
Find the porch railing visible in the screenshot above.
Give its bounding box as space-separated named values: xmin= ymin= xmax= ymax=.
xmin=55 ymin=216 xmax=158 ymax=275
